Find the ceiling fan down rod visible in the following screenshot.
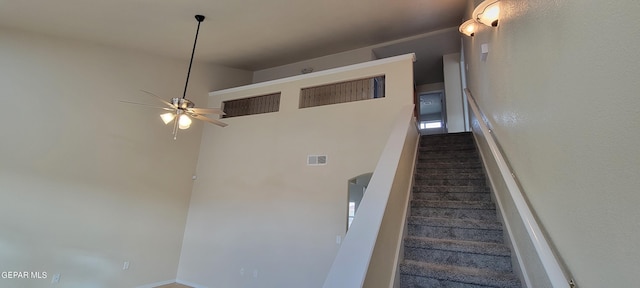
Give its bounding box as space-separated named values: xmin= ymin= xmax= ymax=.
xmin=182 ymin=15 xmax=205 ymax=100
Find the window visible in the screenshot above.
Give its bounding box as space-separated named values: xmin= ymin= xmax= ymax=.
xmin=222 ymin=92 xmax=281 ymax=118
xmin=420 ymin=121 xmax=442 ymax=130
xmin=299 ymin=76 xmax=385 ymax=108
xmin=348 ymin=202 xmax=356 ymax=228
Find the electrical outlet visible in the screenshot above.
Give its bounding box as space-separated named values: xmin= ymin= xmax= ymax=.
xmin=253 ymin=269 xmax=258 ymax=278
xmin=51 ymin=273 xmax=60 ymax=284
xmin=336 ymin=235 xmax=342 ymax=244
xmin=123 ymin=261 xmax=130 ymax=270
xmin=240 ymin=268 xmax=244 ymax=276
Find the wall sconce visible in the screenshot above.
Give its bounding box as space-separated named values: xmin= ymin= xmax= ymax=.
xmin=473 ymin=0 xmax=500 ymax=27
xmin=459 ymin=19 xmax=477 ymax=37
xmin=458 ymin=0 xmax=500 ymax=36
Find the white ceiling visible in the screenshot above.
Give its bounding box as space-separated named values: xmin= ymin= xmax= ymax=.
xmin=373 ymin=28 xmax=462 ymax=84
xmin=0 ymin=0 xmax=466 ymax=71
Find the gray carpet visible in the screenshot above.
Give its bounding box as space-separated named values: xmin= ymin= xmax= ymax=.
xmin=400 ymin=132 xmax=521 ymax=288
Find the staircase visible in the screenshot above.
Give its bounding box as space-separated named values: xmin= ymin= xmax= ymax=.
xmin=399 ymin=132 xmax=521 ymax=288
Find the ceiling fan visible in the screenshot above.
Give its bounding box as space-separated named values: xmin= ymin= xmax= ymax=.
xmin=122 ymin=15 xmax=227 ymax=140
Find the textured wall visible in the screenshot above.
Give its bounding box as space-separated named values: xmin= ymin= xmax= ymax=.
xmin=0 ymin=27 xmax=252 ymax=288
xmin=443 ymin=53 xmax=465 ymax=133
xmin=464 ymin=0 xmax=640 ymax=287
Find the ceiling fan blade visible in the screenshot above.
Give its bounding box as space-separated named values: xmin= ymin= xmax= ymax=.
xmin=120 ymin=100 xmax=174 ymax=111
xmin=192 ymin=114 xmax=228 ymax=127
xmin=140 ymin=90 xmax=175 ymax=108
xmin=187 ymin=107 xmax=226 ymax=115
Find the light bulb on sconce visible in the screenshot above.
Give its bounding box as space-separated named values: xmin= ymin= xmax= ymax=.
xmin=459 ymin=19 xmax=477 ymax=37
xmin=474 ymin=0 xmax=500 ymax=27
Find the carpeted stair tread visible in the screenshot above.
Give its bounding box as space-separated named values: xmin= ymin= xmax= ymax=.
xmin=416 ymin=167 xmax=484 ymax=174
xmin=412 ymin=192 xmax=491 ymax=201
xmin=419 ymin=146 xmax=477 ymax=153
xmin=412 ymin=186 xmax=490 ymax=193
xmin=405 ymin=236 xmax=511 ymax=256
xmin=417 ymin=162 xmax=484 ymax=169
xmin=414 ymin=179 xmax=488 ymax=186
xmin=408 ymin=216 xmax=502 ymax=231
xmin=418 ymin=156 xmax=482 ymax=162
xmin=407 ymin=218 xmax=505 ymax=243
xmin=415 ymin=172 xmax=485 ymax=180
xmin=419 ymin=152 xmax=479 ymax=160
xmin=400 ymin=260 xmax=521 ymax=288
xmin=412 ymin=200 xmax=495 ymax=210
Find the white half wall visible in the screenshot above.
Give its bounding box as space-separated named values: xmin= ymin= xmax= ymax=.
xmin=0 ymin=27 xmax=252 ymax=288
xmin=177 ymin=55 xmax=415 ymax=288
xmin=463 ymin=0 xmax=640 ymax=287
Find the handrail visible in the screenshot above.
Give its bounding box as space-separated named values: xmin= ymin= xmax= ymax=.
xmin=465 ymin=88 xmax=574 ymax=288
xmin=322 ymin=105 xmax=416 ymax=288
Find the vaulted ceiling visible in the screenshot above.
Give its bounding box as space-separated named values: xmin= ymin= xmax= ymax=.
xmin=0 ymin=0 xmax=467 ymax=72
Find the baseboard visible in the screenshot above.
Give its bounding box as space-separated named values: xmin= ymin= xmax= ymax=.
xmin=176 ymin=279 xmax=209 ymax=288
xmin=135 ymin=279 xmax=176 ymax=288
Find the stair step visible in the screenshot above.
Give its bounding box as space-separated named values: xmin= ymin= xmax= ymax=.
xmin=412 ymin=200 xmax=494 ymax=209
xmin=419 ymin=144 xmax=476 ymax=151
xmin=412 ymin=186 xmax=490 ymax=194
xmin=420 ymin=139 xmax=475 ymax=146
xmin=416 ymin=167 xmax=484 ymax=174
xmin=404 ymin=237 xmax=512 ymax=271
xmin=419 ymin=152 xmax=479 ymax=160
xmin=413 ymin=192 xmax=491 ymax=201
xmin=418 ymin=156 xmax=481 ymax=163
xmin=400 ymin=260 xmax=521 ymax=288
xmin=416 ymin=161 xmax=483 ymax=169
xmin=407 ymin=217 xmax=504 ymax=243
xmin=411 ymin=201 xmax=497 ymax=220
xmin=420 ymin=133 xmax=474 ymax=144
xmin=414 ymin=179 xmax=487 ymax=187
xmin=415 ymin=173 xmax=485 ymax=180
xmin=419 ymin=143 xmax=476 ymax=150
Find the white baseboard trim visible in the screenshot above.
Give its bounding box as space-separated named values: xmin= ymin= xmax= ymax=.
xmin=135 ymin=279 xmax=176 ymax=288
xmin=176 ymin=279 xmax=209 ymax=288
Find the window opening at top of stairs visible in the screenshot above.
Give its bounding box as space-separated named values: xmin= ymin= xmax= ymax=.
xmin=222 ymin=92 xmax=281 ymax=118
xmin=420 ymin=120 xmax=442 ymax=129
xmin=299 ymin=75 xmax=385 ymax=108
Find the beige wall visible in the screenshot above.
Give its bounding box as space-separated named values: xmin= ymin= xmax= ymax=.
xmin=0 ymin=28 xmax=252 ymax=288
xmin=470 ymin=106 xmax=552 ymax=288
xmin=443 ymin=53 xmax=465 ymax=133
xmin=177 ymin=56 xmax=415 ymax=288
xmin=252 ymin=47 xmax=375 ymax=83
xmin=464 ymin=0 xmax=640 ymax=287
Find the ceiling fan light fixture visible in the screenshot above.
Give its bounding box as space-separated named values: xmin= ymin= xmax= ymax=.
xmin=160 ymin=112 xmax=176 ymax=124
xmin=123 ymin=14 xmax=227 ymax=140
xmin=178 ymin=114 xmax=192 ymax=130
